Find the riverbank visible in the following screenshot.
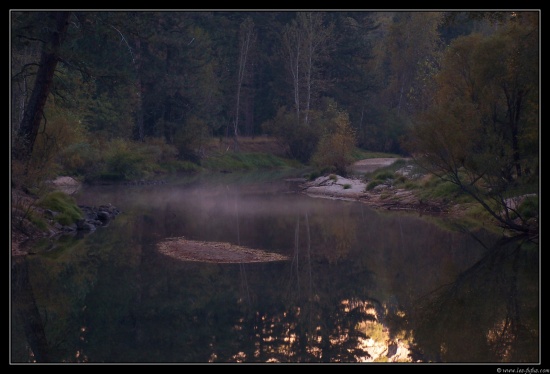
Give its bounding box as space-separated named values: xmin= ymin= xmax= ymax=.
xmin=298 ymin=157 xmax=475 ymax=222
xmin=300 ymin=173 xmax=451 ymax=214
xmin=9 ymin=157 xmax=469 ymax=257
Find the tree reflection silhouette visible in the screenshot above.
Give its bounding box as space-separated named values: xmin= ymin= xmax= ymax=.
xmin=409 ymin=234 xmax=539 ymax=363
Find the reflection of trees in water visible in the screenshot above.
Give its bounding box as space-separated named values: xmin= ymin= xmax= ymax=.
xmin=189 ymin=208 xmax=379 ymax=362
xmin=225 ymin=296 xmax=377 ymax=362
xmin=255 ymin=211 xmax=377 ymax=362
xmin=11 ymin=256 xmax=50 ymax=363
xmin=309 ymin=206 xmax=358 ymax=265
xmin=11 ymin=232 xmax=108 ymax=363
xmin=409 ymin=235 xmax=539 ymax=362
xmin=19 ymin=190 xmax=537 ymax=363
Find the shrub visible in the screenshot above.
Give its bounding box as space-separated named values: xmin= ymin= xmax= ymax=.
xmin=374 ymin=171 xmax=395 ymax=181
xmin=105 ymin=150 xmax=145 ymax=180
xmin=37 ymin=191 xmax=83 ymax=225
xmin=101 ymin=138 xmax=149 ymax=181
xmin=142 ymin=137 xmax=179 ymax=164
xmin=262 ymin=106 xmax=321 ymax=163
xmin=366 ymin=180 xmax=380 ymax=191
xmin=517 ymin=196 xmax=539 ymax=220
xmin=395 ymin=175 xmax=407 ymax=184
xmin=311 ymin=112 xmax=357 ymax=175
xmin=59 ymin=142 xmax=101 ymax=176
xmin=307 ymin=170 xmax=321 ymax=181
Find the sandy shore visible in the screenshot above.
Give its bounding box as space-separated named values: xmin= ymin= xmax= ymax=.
xmin=300 ymin=158 xmax=448 ymax=214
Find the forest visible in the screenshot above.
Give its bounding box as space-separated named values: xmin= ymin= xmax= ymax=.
xmin=10 ymin=10 xmax=539 ymax=237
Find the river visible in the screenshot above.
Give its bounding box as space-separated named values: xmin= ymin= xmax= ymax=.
xmin=11 ymin=169 xmax=539 ymax=363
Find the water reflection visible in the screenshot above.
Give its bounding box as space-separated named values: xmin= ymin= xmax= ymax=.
xmin=11 ymin=256 xmax=50 ymax=363
xmin=409 ymin=235 xmax=539 ymax=363
xmin=10 ymin=172 xmax=539 ymax=363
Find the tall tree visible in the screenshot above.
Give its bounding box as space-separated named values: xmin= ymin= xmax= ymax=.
xmin=233 ymin=16 xmax=256 ymax=149
xmin=107 ymin=11 xmax=158 ymax=142
xmin=404 ymin=12 xmax=539 ymax=236
xmin=281 ymin=12 xmax=333 ymax=125
xmin=72 ymin=11 xmax=140 ymax=140
xmin=15 ymin=11 xmax=71 ymax=161
xmin=327 ymin=12 xmax=380 ymax=148
xmin=382 ymin=11 xmax=444 ymax=116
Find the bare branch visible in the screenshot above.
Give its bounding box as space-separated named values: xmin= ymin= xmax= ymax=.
xmin=111 ymin=25 xmax=135 ymax=65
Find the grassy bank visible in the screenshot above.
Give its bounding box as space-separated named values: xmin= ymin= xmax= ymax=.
xmin=201 ymin=151 xmax=301 ymax=172
xmin=360 ymin=159 xmax=531 ymax=234
xmin=350 ymin=148 xmax=402 ymax=161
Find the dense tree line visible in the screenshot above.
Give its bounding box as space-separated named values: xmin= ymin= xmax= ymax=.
xmin=11 ymin=11 xmax=535 ymax=159
xmin=11 ymin=11 xmax=539 ymax=235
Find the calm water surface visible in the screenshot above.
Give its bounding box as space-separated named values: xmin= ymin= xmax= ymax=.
xmin=11 ymin=171 xmax=539 ymax=363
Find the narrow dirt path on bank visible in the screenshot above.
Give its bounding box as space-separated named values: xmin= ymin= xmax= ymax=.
xmin=350 ymin=157 xmax=407 ymax=174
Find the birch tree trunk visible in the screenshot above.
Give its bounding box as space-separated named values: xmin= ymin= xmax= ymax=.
xmin=282 ymin=22 xmax=301 ymax=122
xmin=234 ymin=17 xmax=255 ymax=151
xmin=282 ymin=12 xmax=332 ymax=126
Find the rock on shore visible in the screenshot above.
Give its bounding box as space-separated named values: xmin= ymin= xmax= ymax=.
xmin=301 ymin=174 xmax=446 ymax=213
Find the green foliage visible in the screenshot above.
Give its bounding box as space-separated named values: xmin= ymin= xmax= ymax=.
xmin=373 ymin=171 xmax=394 ymax=181
xmin=201 ymin=152 xmax=295 ymax=172
xmin=307 ymin=170 xmax=321 ymax=181
xmin=343 ymin=184 xmax=351 ymax=189
xmin=366 ymin=180 xmax=380 ymax=191
xmin=262 ymin=106 xmax=321 ymax=163
xmin=262 ymin=98 xmax=354 ymax=165
xmin=160 ymin=160 xmax=201 ymax=173
xmin=27 ymin=213 xmax=49 ymax=231
xmin=395 ymin=175 xmax=407 ymax=184
xmin=516 ymin=196 xmax=539 ymax=220
xmin=311 ymin=110 xmax=357 ymax=175
xmin=407 ymin=175 xmax=470 ymax=205
xmin=403 ymin=180 xmax=418 ymax=190
xmin=59 ymin=142 xmax=102 ymax=176
xmin=84 ymin=138 xmax=186 ymax=182
xmin=12 ymin=99 xmax=92 ymax=190
xmin=360 ymin=109 xmax=410 ymax=154
xmin=103 ymin=145 xmax=146 ymax=181
xmin=404 ymin=16 xmax=539 ymax=235
xmin=385 ymin=158 xmax=408 ymax=171
xmin=38 ymin=191 xmax=83 ymax=225
xmin=364 ymin=170 xmax=396 ymax=192
xmin=429 ymin=179 xmax=462 ymax=198
xmin=85 ymin=88 xmax=138 ymax=139
xmin=11 ymin=11 xmax=538 ymax=221
xmin=362 ymin=158 xmax=408 ymax=181
xmin=136 ymin=138 xmax=170 ymax=163
xmin=173 ymin=116 xmax=209 ymax=163
xmin=329 ymin=174 xmax=338 ymax=181
xmin=349 ymin=148 xmax=381 ymax=161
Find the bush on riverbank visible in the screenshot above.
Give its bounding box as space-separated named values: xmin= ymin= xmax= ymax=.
xmin=59 ymin=136 xmax=298 ymax=182
xmin=37 ymin=191 xmax=83 ymax=226
xmin=360 ymin=159 xmax=492 ymax=227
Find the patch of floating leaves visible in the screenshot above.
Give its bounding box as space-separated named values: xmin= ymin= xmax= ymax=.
xmin=157 ymin=236 xmax=289 ymax=263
